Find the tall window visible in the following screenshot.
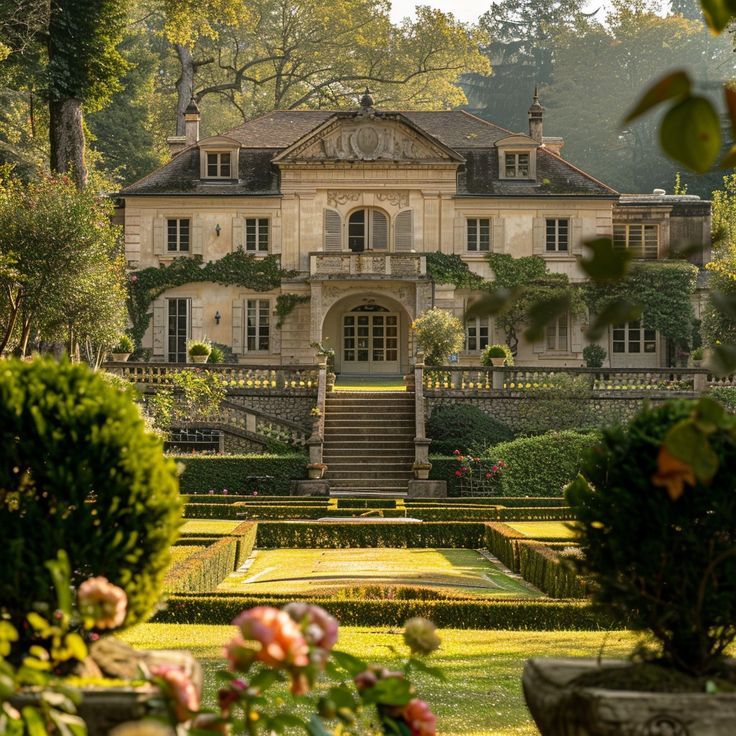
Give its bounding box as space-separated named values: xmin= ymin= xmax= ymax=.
xmin=466 ymin=318 xmax=491 ymax=352
xmin=206 ymin=152 xmax=232 ymax=178
xmin=348 ymin=209 xmax=388 ymax=252
xmin=245 ymin=218 xmax=269 ymax=252
xmin=613 ymin=224 xmax=658 ymax=259
xmin=246 ymin=299 xmax=270 ymax=352
xmin=505 ymin=152 xmax=530 ymax=178
xmin=546 ymin=314 xmax=569 ymax=352
xmin=467 ymin=218 xmax=491 ymax=252
xmin=612 ymin=321 xmax=656 ymax=353
xmin=166 ymin=298 xmax=189 ymax=363
xmin=546 ymin=219 xmax=569 ymax=252
xmin=167 ymin=218 xmax=190 ymax=252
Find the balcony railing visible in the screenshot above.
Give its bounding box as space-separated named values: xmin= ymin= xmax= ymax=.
xmin=310 ymin=252 xmax=426 ymax=278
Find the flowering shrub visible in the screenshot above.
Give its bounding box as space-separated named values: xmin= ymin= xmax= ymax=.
xmin=152 ymin=604 xmax=441 ymax=735
xmin=453 ymin=450 xmax=505 ymax=496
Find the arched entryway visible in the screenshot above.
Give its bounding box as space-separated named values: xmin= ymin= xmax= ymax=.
xmin=322 ymin=294 xmax=411 ymax=375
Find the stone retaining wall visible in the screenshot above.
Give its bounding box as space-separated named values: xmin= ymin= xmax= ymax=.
xmin=226 ymin=391 xmax=315 ymax=428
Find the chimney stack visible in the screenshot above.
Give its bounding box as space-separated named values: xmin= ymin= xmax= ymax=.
xmin=184 ymin=97 xmax=200 ymax=147
xmin=528 ymin=86 xmax=544 ymax=144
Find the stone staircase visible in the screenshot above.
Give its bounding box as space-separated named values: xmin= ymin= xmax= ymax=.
xmin=323 ymin=391 xmax=415 ymax=496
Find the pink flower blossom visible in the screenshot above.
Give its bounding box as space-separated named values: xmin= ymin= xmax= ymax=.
xmin=150 ymin=664 xmax=200 ymax=723
xmin=283 ymin=603 xmax=338 ymax=666
xmin=455 ymin=470 xmax=462 ymax=477
xmin=77 ymin=577 xmax=127 ymax=629
xmin=233 ymin=606 xmax=309 ymax=669
xmin=485 ymin=472 xmax=492 ymax=479
xmin=492 ymin=465 xmax=499 ymax=472
xmin=401 ymin=699 xmax=436 ymax=736
xmin=452 ymin=450 xmax=460 ymax=455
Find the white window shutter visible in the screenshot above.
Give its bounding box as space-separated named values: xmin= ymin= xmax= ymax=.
xmin=532 ymin=217 xmax=545 ymax=255
xmin=370 ymin=210 xmax=388 ymax=250
xmin=153 ymin=216 xmax=165 ymax=256
xmin=394 ymin=210 xmax=413 ymax=251
xmin=232 ymin=217 xmax=244 ymax=251
xmin=191 ymin=299 xmax=203 ymax=341
xmin=492 ymin=218 xmax=505 ymax=253
xmin=571 ymin=218 xmax=584 ymax=255
xmin=152 ymin=298 xmax=165 ymax=358
xmin=324 ymin=209 xmax=341 ymax=252
xmin=192 ymin=217 xmax=204 ymax=256
xmin=570 ymin=314 xmax=583 ymax=353
xmin=232 ymin=300 xmax=243 ymax=353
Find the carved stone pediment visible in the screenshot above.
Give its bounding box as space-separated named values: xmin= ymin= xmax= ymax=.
xmin=274 ymin=116 xmax=461 ymax=164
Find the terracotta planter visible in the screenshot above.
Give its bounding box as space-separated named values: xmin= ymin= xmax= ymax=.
xmin=491 ymin=357 xmax=506 ymax=367
xmin=110 ymin=353 xmax=130 ymax=362
xmin=190 ymin=354 xmax=209 ymax=364
xmin=523 ymin=657 xmax=736 ymax=736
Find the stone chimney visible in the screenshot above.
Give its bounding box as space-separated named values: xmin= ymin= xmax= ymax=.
xmin=528 ymin=86 xmax=544 ymax=144
xmin=542 ymin=136 xmax=564 ymax=157
xmin=184 ymin=97 xmax=200 ymax=146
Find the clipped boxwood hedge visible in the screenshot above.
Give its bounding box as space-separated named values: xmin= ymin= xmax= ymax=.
xmin=174 ymin=454 xmax=307 ymax=493
xmin=163 ymin=537 xmax=238 ymax=594
xmin=256 ymin=521 xmax=486 ymax=548
xmin=517 ymin=541 xmax=587 ymax=599
xmin=491 ymin=431 xmax=601 ymax=497
xmin=154 ymin=593 xmax=612 ymax=630
xmin=427 ymin=404 xmax=514 ymax=455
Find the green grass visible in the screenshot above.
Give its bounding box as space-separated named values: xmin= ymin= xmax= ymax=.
xmin=216 ymin=548 xmax=540 ymax=598
xmin=121 ymin=624 xmax=638 ymax=735
xmin=180 ymin=520 xmax=242 ymax=535
xmin=504 ymin=522 xmax=577 ymax=540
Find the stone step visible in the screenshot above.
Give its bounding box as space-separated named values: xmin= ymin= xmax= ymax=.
xmin=324 ymin=429 xmax=415 ymax=438
xmin=328 ymin=391 xmax=412 ymax=397
xmin=325 ymin=407 xmax=415 ymax=416
xmin=324 ymin=450 xmax=415 ymax=459
xmin=327 ymin=481 xmax=409 ymax=491
xmin=324 ymin=420 xmax=415 ymax=428
xmin=329 ymin=489 xmax=409 ymax=498
xmin=327 ymin=465 xmax=413 ymax=475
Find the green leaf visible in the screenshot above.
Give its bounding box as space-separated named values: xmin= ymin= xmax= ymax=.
xmin=306 ymin=714 xmax=332 ymax=736
xmin=624 ymin=70 xmax=691 ymax=122
xmin=694 ymin=397 xmax=725 ymax=433
xmin=21 ymin=707 xmax=47 ymax=736
xmin=63 ymin=633 xmax=87 ymax=662
xmin=700 ymin=0 xmax=735 ymax=33
xmin=523 ymin=294 xmax=571 ymax=342
xmin=711 ymin=291 xmax=736 ymax=321
xmin=692 ymin=440 xmax=719 ymax=483
xmin=361 ymin=677 xmax=412 ymax=707
xmin=724 ymin=85 xmax=736 ymax=137
xmin=45 ymin=551 xmax=72 ymax=616
xmin=26 ymin=613 xmax=50 ymax=634
xmin=331 ymin=650 xmax=367 ymax=676
xmin=326 ymin=685 xmax=358 ymax=710
xmin=585 ymin=299 xmax=641 ymax=342
xmin=48 ymin=710 xmax=87 ymax=736
xmin=708 ymin=344 xmax=736 ymax=376
xmin=249 ymin=669 xmax=281 ymax=691
xmin=464 ymin=288 xmax=517 ymax=320
xmin=660 ymin=96 xmax=721 ymax=173
xmin=579 ymin=238 xmax=632 ymax=283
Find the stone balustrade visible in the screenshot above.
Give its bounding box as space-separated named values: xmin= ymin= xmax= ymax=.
xmin=309 ymin=252 xmax=426 ymax=278
xmin=104 ymin=362 xmax=320 ymax=392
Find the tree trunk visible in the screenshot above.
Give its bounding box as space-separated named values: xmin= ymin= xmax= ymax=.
xmin=49 ymin=97 xmax=87 ymax=188
xmin=175 ymin=44 xmax=196 ymax=136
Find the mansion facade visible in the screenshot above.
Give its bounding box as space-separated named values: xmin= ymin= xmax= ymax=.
xmin=119 ymin=92 xmax=711 ymax=374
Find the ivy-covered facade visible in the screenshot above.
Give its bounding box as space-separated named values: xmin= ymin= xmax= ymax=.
xmin=118 ymin=93 xmax=711 ymax=371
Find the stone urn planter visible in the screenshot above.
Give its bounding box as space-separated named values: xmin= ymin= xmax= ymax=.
xmin=190 ymin=354 xmax=209 ymax=364
xmin=523 ymin=657 xmax=736 ymax=736
xmin=491 ymin=357 xmax=506 ymax=367
xmin=110 ymin=353 xmax=130 ymax=362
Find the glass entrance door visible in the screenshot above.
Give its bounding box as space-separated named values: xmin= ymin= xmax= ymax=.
xmin=167 ymin=298 xmax=190 ymax=363
xmin=342 ymin=312 xmax=399 ymax=374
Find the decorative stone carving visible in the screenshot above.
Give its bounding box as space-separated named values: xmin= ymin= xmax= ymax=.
xmin=376 ymin=191 xmax=410 ymax=208
xmin=327 ymin=190 xmax=360 ymax=207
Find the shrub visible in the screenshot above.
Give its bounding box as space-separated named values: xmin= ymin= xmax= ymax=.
xmin=207 ymin=345 xmax=225 ymax=364
xmin=480 ymin=344 xmax=514 ymax=366
xmin=413 ymin=308 xmax=464 ymax=366
xmin=0 ymin=358 xmax=182 ymax=632
xmin=690 ymin=346 xmax=705 ymax=361
xmin=709 ymin=385 xmax=736 ymax=411
xmin=582 ymin=344 xmax=606 ymax=368
xmin=113 ymin=334 xmax=134 ymax=353
xmin=175 ymin=453 xmax=307 ymax=493
xmin=187 ymin=338 xmax=211 ymax=357
xmin=516 ymin=541 xmax=587 ymax=599
xmin=427 ymin=404 xmax=514 ymax=455
xmin=491 ymin=430 xmax=601 ymax=497
xmin=567 ymin=398 xmax=736 ymax=674
xmin=164 ymin=537 xmax=238 ymax=593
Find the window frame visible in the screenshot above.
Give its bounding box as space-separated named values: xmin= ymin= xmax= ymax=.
xmin=346 ymin=207 xmax=390 ymax=252
xmin=199 ymin=145 xmax=239 ymax=180
xmin=466 ymin=217 xmax=491 ymax=252
xmin=244 ymin=217 xmax=270 ymax=253
xmin=612 ymin=223 xmax=659 ymax=260
xmin=166 ymin=218 xmax=191 ymax=253
xmin=465 ymin=316 xmax=492 ymax=353
xmin=545 ymin=313 xmax=570 ymax=353
xmin=545 ymin=218 xmax=570 ymax=253
xmin=612 ymin=320 xmax=657 ymax=354
xmin=245 ymin=298 xmax=271 ymax=353
xmin=504 ymin=151 xmax=531 ymax=178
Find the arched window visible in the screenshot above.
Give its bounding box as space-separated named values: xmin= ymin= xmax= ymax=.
xmin=348 ymin=208 xmax=389 ymax=252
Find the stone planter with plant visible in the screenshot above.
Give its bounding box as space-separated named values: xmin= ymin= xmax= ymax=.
xmin=110 ymin=334 xmax=134 ymax=362
xmin=523 ymin=397 xmax=736 ymax=735
xmin=187 ymin=338 xmax=212 ymax=364
xmin=481 ymin=344 xmax=513 ymax=368
xmin=691 ymin=346 xmax=705 ymax=367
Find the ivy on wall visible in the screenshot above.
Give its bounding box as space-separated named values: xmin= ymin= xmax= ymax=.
xmin=275 ymin=294 xmax=310 ymax=327
xmin=583 ymin=261 xmax=698 ymax=344
xmin=127 ymin=253 xmax=297 ymax=349
xmin=425 ymin=252 xmax=486 ymax=290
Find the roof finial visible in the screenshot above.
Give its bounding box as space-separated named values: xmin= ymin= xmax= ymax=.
xmin=359 ymin=87 xmax=375 ymax=111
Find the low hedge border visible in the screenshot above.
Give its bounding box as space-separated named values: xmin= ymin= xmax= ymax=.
xmin=517 ymin=541 xmax=587 ymax=599
xmin=176 ymin=521 xmax=257 ymax=568
xmin=163 ymin=537 xmax=238 ymax=594
xmin=154 ymin=594 xmax=614 ymax=630
xmin=174 ymin=454 xmax=307 ymax=494
xmin=255 ymin=522 xmax=487 ymax=549
xmin=484 ymin=522 xmax=528 ymax=572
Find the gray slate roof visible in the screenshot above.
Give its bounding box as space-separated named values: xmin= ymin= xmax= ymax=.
xmin=120 ymin=109 xmax=616 ymax=197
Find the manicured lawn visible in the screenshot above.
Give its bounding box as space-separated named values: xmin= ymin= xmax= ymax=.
xmin=180 ymin=520 xmax=242 ymax=535
xmin=216 ymin=548 xmax=541 ymax=597
xmin=504 ymin=522 xmax=577 ymax=540
xmin=122 ymin=624 xmax=638 ymax=735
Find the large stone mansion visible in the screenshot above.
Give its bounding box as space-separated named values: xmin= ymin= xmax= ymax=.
xmin=119 ymin=91 xmax=710 ymax=374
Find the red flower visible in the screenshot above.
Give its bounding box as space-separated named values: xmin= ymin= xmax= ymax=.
xmin=452 ymin=449 xmax=461 ymax=455
xmin=492 ymin=465 xmax=499 ymax=472
xmin=485 ymin=472 xmax=491 ymax=479
xmin=455 ymin=470 xmax=462 ymax=477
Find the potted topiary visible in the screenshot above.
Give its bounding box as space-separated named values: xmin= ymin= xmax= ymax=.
xmin=691 ymin=345 xmax=705 ymax=367
xmin=110 ymin=334 xmax=134 ymax=362
xmin=582 ymin=343 xmax=606 ymax=368
xmin=523 ymin=397 xmax=736 ymax=735
xmin=187 ymin=338 xmax=212 ymax=364
xmin=481 ymin=344 xmax=512 ymax=368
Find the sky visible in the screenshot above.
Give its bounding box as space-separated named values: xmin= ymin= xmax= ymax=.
xmin=389 ymin=0 xmax=484 ymax=24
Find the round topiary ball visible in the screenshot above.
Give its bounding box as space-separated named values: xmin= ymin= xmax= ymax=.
xmin=0 ymin=358 xmax=182 ymax=631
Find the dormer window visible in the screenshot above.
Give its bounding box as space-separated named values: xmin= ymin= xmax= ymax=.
xmin=207 ymin=152 xmax=231 ymax=178
xmin=505 ymin=152 xmax=530 ymax=178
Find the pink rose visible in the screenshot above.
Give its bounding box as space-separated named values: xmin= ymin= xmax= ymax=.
xmin=492 ymin=465 xmax=499 ymax=472
xmin=283 ymin=603 xmax=338 ymax=652
xmin=150 ymin=664 xmax=200 ymax=723
xmin=401 ymin=699 xmax=436 ymax=736
xmin=452 ymin=450 xmax=460 ymax=455
xmin=233 ymin=607 xmax=309 ymax=669
xmin=455 ymin=470 xmax=462 ymax=477
xmin=77 ymin=576 xmax=127 ymax=629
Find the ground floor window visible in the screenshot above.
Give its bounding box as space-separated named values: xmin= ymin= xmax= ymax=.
xmin=167 ymin=297 xmax=190 ymax=363
xmin=465 ymin=317 xmax=491 ymax=352
xmin=246 ymin=299 xmax=270 ymax=352
xmin=612 ymin=320 xmax=656 ymax=353
xmin=546 ymin=314 xmax=569 ymax=352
